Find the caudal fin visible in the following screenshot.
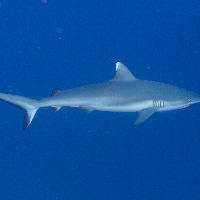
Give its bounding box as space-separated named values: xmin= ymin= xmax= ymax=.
xmin=0 ymin=93 xmax=39 ymax=130
xmin=23 ymin=107 xmax=38 ymax=130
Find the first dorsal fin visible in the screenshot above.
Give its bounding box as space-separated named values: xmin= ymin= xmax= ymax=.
xmin=111 ymin=62 xmax=137 ymax=82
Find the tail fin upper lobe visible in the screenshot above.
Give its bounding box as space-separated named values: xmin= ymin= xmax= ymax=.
xmin=0 ymin=93 xmax=39 ymax=130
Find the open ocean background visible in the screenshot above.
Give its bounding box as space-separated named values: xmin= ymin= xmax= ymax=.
xmin=0 ymin=1 xmax=200 ymax=199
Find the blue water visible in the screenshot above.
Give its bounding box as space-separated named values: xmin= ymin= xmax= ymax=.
xmin=0 ymin=1 xmax=200 ymax=199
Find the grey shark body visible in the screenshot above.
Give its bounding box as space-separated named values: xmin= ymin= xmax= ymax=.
xmin=0 ymin=62 xmax=199 ymax=130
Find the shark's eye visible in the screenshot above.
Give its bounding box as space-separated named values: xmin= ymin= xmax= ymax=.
xmin=188 ymin=99 xmax=192 ymax=103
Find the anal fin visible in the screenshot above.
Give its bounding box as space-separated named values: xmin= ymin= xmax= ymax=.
xmin=53 ymin=106 xmax=61 ymax=112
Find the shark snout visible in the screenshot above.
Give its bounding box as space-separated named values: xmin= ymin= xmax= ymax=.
xmin=188 ymin=96 xmax=200 ymax=105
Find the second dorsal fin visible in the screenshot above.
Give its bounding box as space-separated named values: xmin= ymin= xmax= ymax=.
xmin=52 ymin=89 xmax=60 ymax=95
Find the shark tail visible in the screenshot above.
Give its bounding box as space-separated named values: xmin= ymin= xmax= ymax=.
xmin=0 ymin=93 xmax=39 ymax=130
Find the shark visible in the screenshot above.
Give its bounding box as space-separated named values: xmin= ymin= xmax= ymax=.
xmin=0 ymin=62 xmax=199 ymax=130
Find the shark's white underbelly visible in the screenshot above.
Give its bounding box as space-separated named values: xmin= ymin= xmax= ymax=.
xmin=93 ymin=100 xmax=154 ymax=112
xmin=40 ymin=97 xmax=190 ymax=113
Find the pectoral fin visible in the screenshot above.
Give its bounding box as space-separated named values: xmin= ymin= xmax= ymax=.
xmin=134 ymin=108 xmax=156 ymax=125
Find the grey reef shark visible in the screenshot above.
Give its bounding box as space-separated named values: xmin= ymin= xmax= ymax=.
xmin=0 ymin=62 xmax=199 ymax=130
